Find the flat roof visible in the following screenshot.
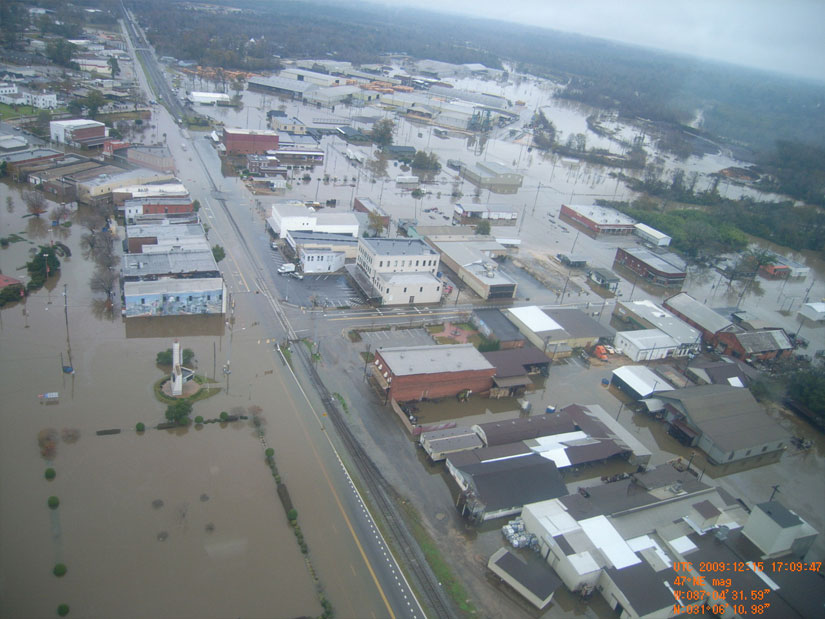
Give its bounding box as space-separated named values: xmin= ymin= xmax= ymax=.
xmin=473 ymin=414 xmax=578 ymax=447
xmin=0 ymin=148 xmax=62 ymax=163
xmin=620 ymin=246 xmax=686 ymax=274
xmin=482 ymin=346 xmax=550 ymax=378
xmin=755 ymin=501 xmax=802 ymax=528
xmin=378 ymin=271 xmax=441 ymax=286
xmin=546 ymin=308 xmax=613 ymax=340
xmin=51 ymin=118 xmax=104 ymax=128
xmin=474 ymin=308 xmax=525 ymax=343
xmin=564 ymin=204 xmax=636 ymax=226
xmin=508 ymin=306 xmax=563 ymax=334
xmin=224 ymin=128 xmax=278 ymax=137
xmin=362 ymin=237 xmax=437 ymax=256
xmin=634 ymin=222 xmax=670 ymax=240
xmin=124 ymin=277 xmax=223 ymax=296
xmin=248 ymin=75 xmax=318 ymax=93
xmin=122 ymin=249 xmax=218 ymax=277
xmin=378 ymin=343 xmax=494 ymax=376
xmin=735 ymin=330 xmax=792 ymax=353
xmin=604 ymin=559 xmax=679 ymax=616
xmin=126 ymin=222 xmax=205 ymax=241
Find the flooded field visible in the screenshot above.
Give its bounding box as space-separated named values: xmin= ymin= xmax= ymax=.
xmin=0 ymin=185 xmax=388 ymax=618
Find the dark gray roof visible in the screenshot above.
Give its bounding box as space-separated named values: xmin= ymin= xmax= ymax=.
xmin=378 ymin=344 xmax=494 ymax=376
xmin=490 ymin=549 xmax=562 ymax=601
xmin=656 ymin=385 xmax=788 ymax=451
xmin=451 ymin=454 xmax=567 ymax=513
xmin=693 ymin=499 xmax=721 ymax=519
xmin=474 ymin=308 xmax=525 ymax=343
xmin=474 ymin=414 xmax=578 ymax=446
xmin=756 ymin=501 xmax=802 ymax=528
xmin=447 ymin=443 xmax=531 ymax=467
xmin=482 ymin=345 xmax=550 ymax=378
xmin=665 ymin=292 xmax=733 ymax=333
xmin=620 ymin=246 xmax=686 ymax=274
xmin=735 ymin=329 xmax=793 ymax=353
xmin=545 ymin=308 xmax=613 ymax=340
xmin=685 ymin=531 xmax=800 ymax=618
xmin=362 ymin=237 xmax=437 ymax=256
xmin=559 ymin=463 xmax=709 ymax=520
xmin=589 ymin=267 xmax=619 ymax=282
xmin=604 ymin=561 xmax=680 ymax=616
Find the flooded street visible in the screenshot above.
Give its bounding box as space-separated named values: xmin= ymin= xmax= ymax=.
xmin=0 ymin=183 xmax=391 ymax=617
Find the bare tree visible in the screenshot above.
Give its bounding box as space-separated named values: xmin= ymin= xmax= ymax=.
xmin=24 ymin=190 xmax=48 ymax=217
xmin=90 ymin=267 xmax=118 ymax=303
xmin=49 ymin=204 xmax=72 ymax=223
xmin=6 ymin=195 xmax=13 ymax=213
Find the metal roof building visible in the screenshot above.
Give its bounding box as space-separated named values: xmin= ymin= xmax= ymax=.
xmin=656 ymin=384 xmax=788 ymax=464
xmin=663 ymin=292 xmax=733 ymax=336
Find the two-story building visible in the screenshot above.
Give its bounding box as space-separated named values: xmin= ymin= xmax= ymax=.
xmin=352 ymin=238 xmax=442 ymax=305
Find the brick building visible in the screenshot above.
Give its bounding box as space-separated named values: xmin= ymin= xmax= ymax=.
xmin=559 ymin=204 xmax=636 ymax=235
xmin=222 ymin=128 xmax=279 ymax=155
xmin=49 ymin=119 xmax=107 ymax=148
xmin=371 ymin=344 xmax=496 ymax=402
xmin=614 ymin=246 xmax=686 ymax=288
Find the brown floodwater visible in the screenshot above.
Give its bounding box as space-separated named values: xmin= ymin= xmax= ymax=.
xmin=0 ymin=186 xmax=387 ymax=618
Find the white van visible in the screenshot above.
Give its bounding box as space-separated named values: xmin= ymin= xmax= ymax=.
xmin=277 ymin=263 xmax=296 ymax=274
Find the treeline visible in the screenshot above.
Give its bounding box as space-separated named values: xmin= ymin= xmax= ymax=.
xmin=130 ymin=0 xmax=501 ymax=71
xmin=124 ymin=0 xmax=825 ymax=175
xmin=599 ymin=191 xmax=825 ymax=258
xmin=597 ymin=198 xmax=748 ymax=259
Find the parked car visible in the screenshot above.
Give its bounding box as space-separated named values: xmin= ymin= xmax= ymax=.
xmin=289 ymin=272 xmax=304 ymax=280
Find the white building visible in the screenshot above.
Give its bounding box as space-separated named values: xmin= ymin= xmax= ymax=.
xmin=798 ymin=302 xmax=825 ymax=322
xmin=279 ymin=68 xmax=343 ymax=87
xmin=634 ymin=223 xmax=671 ymax=247
xmin=353 ymin=238 xmax=442 ymax=305
xmin=49 ymin=119 xmax=107 ymax=145
xmin=187 ymin=91 xmax=231 ymax=105
xmin=0 ymin=85 xmax=58 ymax=109
xmin=742 ymin=501 xmax=818 ymax=559
xmin=299 ymin=248 xmax=345 ymax=273
xmin=267 ymin=203 xmax=359 ymax=237
xmin=614 ymin=329 xmax=680 ymax=362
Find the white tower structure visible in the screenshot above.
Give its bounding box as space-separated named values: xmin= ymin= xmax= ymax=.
xmin=171 ymin=338 xmax=183 ymax=396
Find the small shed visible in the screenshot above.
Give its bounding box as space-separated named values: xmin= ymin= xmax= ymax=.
xmin=610 ymin=365 xmax=673 ymax=400
xmin=799 ymin=302 xmax=825 ymax=322
xmin=588 ymin=267 xmax=620 ymax=292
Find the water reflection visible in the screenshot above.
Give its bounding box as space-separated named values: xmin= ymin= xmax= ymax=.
xmin=25 ymin=217 xmax=48 ymax=239
xmin=125 ymin=314 xmax=226 ymax=338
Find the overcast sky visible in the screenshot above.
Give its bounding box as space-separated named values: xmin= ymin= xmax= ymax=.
xmin=386 ymin=0 xmax=825 ymax=82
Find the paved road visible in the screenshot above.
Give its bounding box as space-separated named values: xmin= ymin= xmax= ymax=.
xmin=119 ymin=12 xmax=447 ymax=617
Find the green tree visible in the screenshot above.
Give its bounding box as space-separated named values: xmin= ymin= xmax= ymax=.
xmin=107 ymin=56 xmax=120 ymax=78
xmin=367 ymin=211 xmax=386 ymax=237
xmin=371 ymin=119 xmax=394 ymax=148
xmin=165 ymin=400 xmax=193 ymax=424
xmin=83 ymin=90 xmax=106 ymax=118
xmin=192 ymin=199 xmax=201 ymax=212
xmin=66 ymin=99 xmax=84 ymax=116
xmin=212 ymin=245 xmax=226 ymax=263
xmin=157 ymin=348 xmax=195 ymax=366
xmin=475 ymin=220 xmax=491 ymax=235
xmin=412 ymin=150 xmax=440 ymax=171
xmin=788 ymin=366 xmax=825 ymax=423
xmin=46 ymin=39 xmax=78 ymax=68
xmin=36 ymin=109 xmax=52 ymax=133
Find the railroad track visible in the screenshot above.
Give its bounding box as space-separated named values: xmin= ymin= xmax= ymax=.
xmin=295 ymin=349 xmax=455 ymax=619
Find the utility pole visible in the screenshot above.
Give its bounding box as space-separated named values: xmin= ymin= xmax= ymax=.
xmin=532 ymin=181 xmax=541 ymax=214
xmin=63 ymin=284 xmax=72 ymax=365
xmin=769 ymin=484 xmax=781 ymax=502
